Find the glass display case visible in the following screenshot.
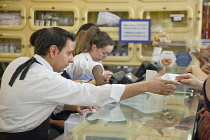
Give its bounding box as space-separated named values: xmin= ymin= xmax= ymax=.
xmin=56 ymin=87 xmax=200 ymax=140
xmin=138 ymin=6 xmax=194 ymax=33
xmin=136 ymin=35 xmax=195 ymax=62
xmin=29 ymin=5 xmax=79 ymax=31
xmin=82 ymin=6 xmax=134 ymax=33
xmin=0 ymin=33 xmax=26 ymax=62
xmin=0 ymin=4 xmax=26 ymax=30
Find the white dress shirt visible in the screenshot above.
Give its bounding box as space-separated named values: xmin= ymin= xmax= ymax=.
xmin=57 ymin=53 xmax=103 ymax=112
xmin=0 ymin=54 xmax=125 ymax=133
xmin=65 ymin=53 xmax=104 ymax=81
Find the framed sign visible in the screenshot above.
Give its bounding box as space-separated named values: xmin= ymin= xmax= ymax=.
xmin=119 ymin=19 xmax=151 ymax=43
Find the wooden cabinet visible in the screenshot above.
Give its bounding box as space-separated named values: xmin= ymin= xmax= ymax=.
xmin=0 ymin=0 xmax=203 ymax=66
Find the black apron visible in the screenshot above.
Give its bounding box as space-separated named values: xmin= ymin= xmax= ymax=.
xmin=0 ymin=115 xmax=51 ymax=140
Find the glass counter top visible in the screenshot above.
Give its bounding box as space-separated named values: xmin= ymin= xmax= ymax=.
xmin=56 ymin=88 xmax=200 ymax=140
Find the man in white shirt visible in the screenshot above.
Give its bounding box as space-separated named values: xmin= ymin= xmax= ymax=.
xmin=0 ymin=27 xmax=180 ymax=140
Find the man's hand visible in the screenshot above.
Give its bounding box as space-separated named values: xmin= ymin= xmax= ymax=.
xmin=76 ymin=106 xmax=99 ymax=115
xmin=146 ymin=68 xmax=180 ymax=95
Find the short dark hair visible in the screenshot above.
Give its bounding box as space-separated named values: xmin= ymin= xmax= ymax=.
xmin=30 ymin=27 xmax=76 ymax=55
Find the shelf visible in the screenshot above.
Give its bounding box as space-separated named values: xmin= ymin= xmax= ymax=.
xmin=152 ymin=41 xmax=186 ymax=46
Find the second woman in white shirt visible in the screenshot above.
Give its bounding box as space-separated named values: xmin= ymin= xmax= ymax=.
xmin=65 ymin=26 xmax=114 ymax=85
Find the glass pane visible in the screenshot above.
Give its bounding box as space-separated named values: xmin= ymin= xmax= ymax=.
xmin=109 ymin=41 xmax=128 ymax=56
xmin=34 ymin=11 xmax=74 ymax=26
xmin=142 ymin=43 xmax=154 ymax=56
xmin=0 ymin=11 xmax=21 ymax=25
xmin=142 ymin=41 xmax=187 ymax=57
xmin=143 ymin=11 xmax=188 ymax=28
xmin=88 ymin=11 xmax=129 ymax=27
xmin=0 ymin=38 xmax=21 ymax=53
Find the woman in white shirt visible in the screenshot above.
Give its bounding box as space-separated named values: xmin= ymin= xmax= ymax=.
xmin=65 ymin=26 xmax=114 ymax=85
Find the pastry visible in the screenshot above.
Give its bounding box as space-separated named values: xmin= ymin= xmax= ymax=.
xmin=161 ymin=58 xmax=172 ymax=66
xmin=154 ymin=33 xmax=171 ymax=43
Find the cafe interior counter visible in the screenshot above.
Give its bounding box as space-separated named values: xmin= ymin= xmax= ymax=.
xmin=56 ymin=87 xmax=200 ymax=140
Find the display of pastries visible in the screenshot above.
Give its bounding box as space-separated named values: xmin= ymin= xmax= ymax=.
xmin=154 ymin=33 xmax=171 ymax=43
xmin=144 ymin=109 xmax=182 ymax=129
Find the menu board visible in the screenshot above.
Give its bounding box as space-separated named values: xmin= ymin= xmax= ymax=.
xmin=119 ymin=19 xmax=151 ymax=43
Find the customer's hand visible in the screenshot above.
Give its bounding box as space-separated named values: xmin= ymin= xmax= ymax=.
xmin=184 ymin=65 xmax=193 ymax=73
xmin=197 ymin=107 xmax=205 ymax=117
xmin=175 ymin=73 xmax=203 ymax=90
xmin=201 ymin=63 xmax=210 ymax=74
xmin=191 ymin=49 xmax=201 ymax=60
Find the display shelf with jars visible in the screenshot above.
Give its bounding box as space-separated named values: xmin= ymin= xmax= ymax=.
xmin=29 ymin=5 xmax=79 ymax=32
xmin=0 ymin=4 xmax=26 ymax=30
xmin=0 ymin=33 xmax=26 ymax=62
